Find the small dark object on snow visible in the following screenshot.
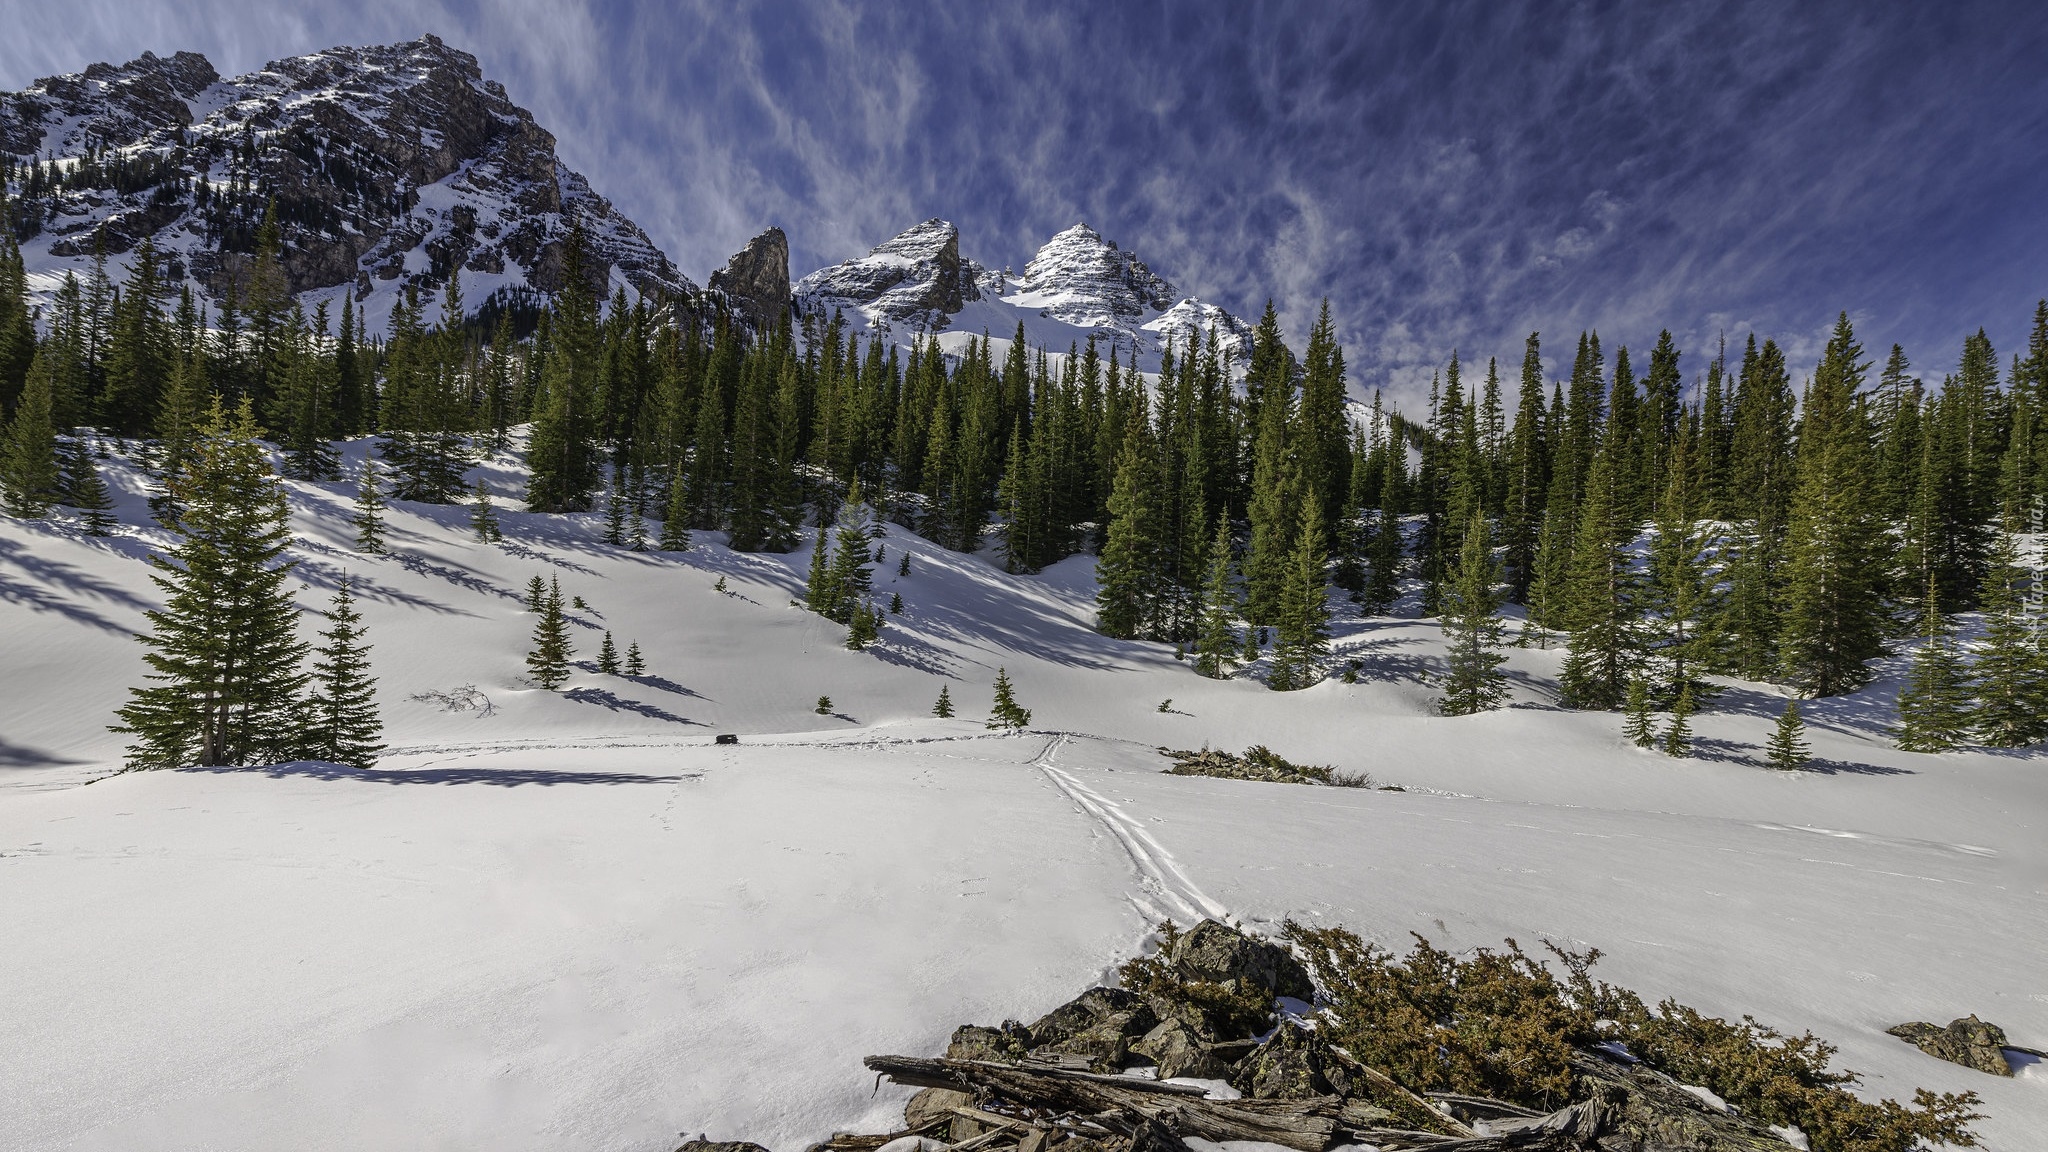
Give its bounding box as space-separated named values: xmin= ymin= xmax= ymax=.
xmin=715 ymin=734 xmax=739 ymax=745
xmin=1887 ymin=1016 xmax=2016 ymax=1076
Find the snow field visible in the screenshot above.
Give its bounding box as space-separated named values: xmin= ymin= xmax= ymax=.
xmin=0 ymin=437 xmax=2044 ymax=1150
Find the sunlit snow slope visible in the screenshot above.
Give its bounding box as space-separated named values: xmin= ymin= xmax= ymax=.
xmin=1 ymin=440 xmax=2044 ymax=1152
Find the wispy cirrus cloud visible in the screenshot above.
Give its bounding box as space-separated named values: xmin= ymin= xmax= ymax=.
xmin=5 ymin=1 xmax=2045 ymax=408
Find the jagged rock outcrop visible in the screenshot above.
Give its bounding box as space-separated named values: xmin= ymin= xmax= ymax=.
xmin=793 ymin=218 xmax=993 ymax=333
xmin=1887 ymin=1016 xmax=2016 ymax=1076
xmin=709 ymin=226 xmax=791 ymax=331
xmin=3 ymin=36 xmax=693 ymax=331
xmin=0 ymin=50 xmax=219 ymax=156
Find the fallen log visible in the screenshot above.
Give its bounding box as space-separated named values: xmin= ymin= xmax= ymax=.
xmin=864 ymin=1056 xmax=1340 ymax=1151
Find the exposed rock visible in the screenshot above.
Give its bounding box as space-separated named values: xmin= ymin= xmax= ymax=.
xmin=709 ymin=227 xmax=792 ymax=331
xmin=1887 ymin=1016 xmax=2015 ymax=1076
xmin=1131 ymin=1017 xmax=1236 ymax=1081
xmin=1167 ymin=919 xmax=1315 ymax=1002
xmin=946 ymin=1023 xmax=1028 ymax=1063
xmin=1025 ymin=986 xmax=1157 ymax=1072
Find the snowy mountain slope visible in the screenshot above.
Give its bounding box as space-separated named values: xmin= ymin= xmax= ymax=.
xmin=2 ymin=442 xmax=2045 ymax=1150
xmin=3 ymin=37 xmax=692 ymax=335
xmin=795 ymin=219 xmax=1256 ymax=374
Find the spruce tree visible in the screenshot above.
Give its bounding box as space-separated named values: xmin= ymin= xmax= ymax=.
xmin=1269 ymin=495 xmax=1331 ymax=691
xmin=0 ymin=349 xmax=59 ymax=516
xmin=1558 ymin=437 xmax=1638 ymax=709
xmin=933 ymin=684 xmax=955 ymax=718
xmin=805 ymin=514 xmax=837 ymax=619
xmin=1622 ymin=675 xmax=1656 ymax=748
xmin=597 ymin=631 xmax=621 ymax=674
xmin=305 ymin=574 xmax=382 ymax=768
xmin=471 ymin=478 xmax=502 ymax=542
xmin=1192 ymin=514 xmax=1239 ymax=679
xmin=1661 ymin=683 xmax=1695 ymax=758
xmin=823 ymin=481 xmax=877 ymax=624
xmin=1766 ymin=699 xmax=1810 ymax=770
xmin=604 ymin=462 xmax=629 ymax=546
xmin=526 ymin=231 xmax=605 ymax=512
xmin=525 ymin=574 xmax=547 ymax=611
xmin=59 ymin=433 xmax=116 ymax=535
xmin=1095 ymin=423 xmax=1160 ymax=639
xmin=112 ymin=400 xmax=309 ymax=769
xmin=1439 ymin=508 xmax=1508 ymax=715
xmin=1895 ymin=577 xmax=1975 ymax=753
xmin=1972 ymin=527 xmax=2048 ymax=747
xmin=624 ymin=642 xmax=645 ymax=676
xmin=1644 ymin=422 xmax=1716 ymax=703
xmin=846 ymin=600 xmax=880 ymax=650
xmin=660 ymin=472 xmax=693 ymax=551
xmin=352 ymin=459 xmax=388 ymax=554
xmin=988 ymin=668 xmax=1032 ymax=731
xmin=1778 ymin=315 xmax=1889 ymax=696
xmin=890 ymin=592 xmax=903 ymax=614
xmin=1362 ymin=453 xmax=1403 ymax=614
xmin=526 ymin=577 xmax=573 ymax=689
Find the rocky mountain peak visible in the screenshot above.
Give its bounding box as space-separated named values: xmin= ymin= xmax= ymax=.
xmin=4 ymin=36 xmax=693 ymax=334
xmin=709 ymin=226 xmax=791 ymax=331
xmin=793 ymin=218 xmax=995 ymax=333
xmin=1011 ymin=221 xmax=1177 ymax=330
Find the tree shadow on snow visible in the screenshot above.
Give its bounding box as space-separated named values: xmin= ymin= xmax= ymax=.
xmin=182 ymin=760 xmax=694 ymax=786
xmin=562 ymin=686 xmax=703 ymax=725
xmin=1688 ymin=736 xmax=1911 ymax=776
xmin=0 ymin=736 xmax=86 ymax=767
xmin=619 ymin=672 xmax=706 ymax=700
xmin=0 ymin=538 xmax=155 ymax=635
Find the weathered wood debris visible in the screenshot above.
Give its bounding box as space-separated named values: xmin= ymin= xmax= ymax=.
xmin=676 ymin=921 xmax=1810 ymax=1152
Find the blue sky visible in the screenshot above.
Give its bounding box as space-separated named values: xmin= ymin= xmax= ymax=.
xmin=6 ymin=1 xmax=2046 ymax=405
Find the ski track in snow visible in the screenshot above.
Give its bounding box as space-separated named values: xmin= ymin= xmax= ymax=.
xmin=1031 ymin=732 xmax=1230 ymax=925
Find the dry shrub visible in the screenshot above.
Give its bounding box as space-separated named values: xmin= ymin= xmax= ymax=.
xmin=1282 ymin=923 xmax=1980 ymax=1152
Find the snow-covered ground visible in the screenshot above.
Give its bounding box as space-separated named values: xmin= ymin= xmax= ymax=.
xmin=2 ymin=440 xmax=2044 ymax=1151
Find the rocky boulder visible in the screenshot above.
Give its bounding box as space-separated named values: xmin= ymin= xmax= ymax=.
xmin=1024 ymin=986 xmax=1156 ymax=1072
xmin=1129 ymin=1017 xmax=1235 ymax=1081
xmin=1166 ymin=919 xmax=1315 ymax=1002
xmin=1887 ymin=1016 xmax=2016 ymax=1076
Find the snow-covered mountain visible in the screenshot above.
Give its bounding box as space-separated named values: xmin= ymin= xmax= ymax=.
xmin=2 ymin=37 xmax=693 ymax=333
xmin=793 ymin=218 xmax=1001 ymax=335
xmin=795 ymin=219 xmax=1256 ymax=371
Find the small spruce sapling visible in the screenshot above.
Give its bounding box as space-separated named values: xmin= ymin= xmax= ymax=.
xmin=61 ymin=435 xmax=116 ymax=535
xmin=352 ymin=460 xmax=387 ymax=554
xmin=1661 ymin=683 xmax=1695 ymax=758
xmin=471 ymin=478 xmax=501 ymax=542
xmin=597 ymin=631 xmax=620 ymax=675
xmin=988 ymin=668 xmax=1031 ymax=731
xmin=1623 ymin=675 xmax=1656 ymax=748
xmin=525 ymin=574 xmax=547 ymax=612
xmin=816 ymin=695 xmax=833 ymax=715
xmin=932 ymin=684 xmax=954 ymax=718
xmin=624 ymin=642 xmax=645 ymax=676
xmin=898 ymin=553 xmax=911 ymax=577
xmin=525 ymin=577 xmax=573 ymax=689
xmin=1767 ymin=699 xmax=1810 ymax=770
xmin=846 ymin=600 xmax=880 ymax=650
xmin=889 ymin=592 xmax=903 ymax=614
xmin=305 ymin=573 xmax=383 ymax=768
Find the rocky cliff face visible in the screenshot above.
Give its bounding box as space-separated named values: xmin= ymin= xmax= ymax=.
xmin=708 ymin=227 xmax=791 ymax=332
xmin=2 ymin=36 xmax=693 ymax=331
xmin=793 ymin=218 xmax=998 ymax=334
